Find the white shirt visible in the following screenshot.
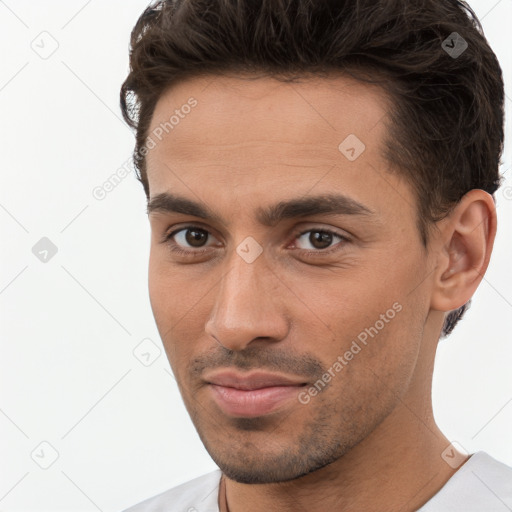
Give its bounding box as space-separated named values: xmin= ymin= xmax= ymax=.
xmin=123 ymin=451 xmax=512 ymax=511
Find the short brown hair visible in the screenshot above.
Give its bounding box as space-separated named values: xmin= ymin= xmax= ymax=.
xmin=120 ymin=0 xmax=504 ymax=338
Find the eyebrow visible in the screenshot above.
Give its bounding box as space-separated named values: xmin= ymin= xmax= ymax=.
xmin=147 ymin=192 xmax=376 ymax=226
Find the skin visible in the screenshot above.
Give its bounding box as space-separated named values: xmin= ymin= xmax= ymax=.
xmin=145 ymin=73 xmax=497 ymax=512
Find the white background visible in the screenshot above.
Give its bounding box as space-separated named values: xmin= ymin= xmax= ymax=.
xmin=0 ymin=1 xmax=511 ymax=511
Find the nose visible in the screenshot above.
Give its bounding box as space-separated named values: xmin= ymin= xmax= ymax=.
xmin=204 ymin=248 xmax=289 ymax=351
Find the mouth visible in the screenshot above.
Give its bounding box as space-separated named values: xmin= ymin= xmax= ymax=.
xmin=204 ymin=370 xmax=308 ymax=418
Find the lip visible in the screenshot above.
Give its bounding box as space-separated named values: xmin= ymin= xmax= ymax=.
xmin=204 ymin=370 xmax=308 ymax=390
xmin=204 ymin=370 xmax=307 ymax=417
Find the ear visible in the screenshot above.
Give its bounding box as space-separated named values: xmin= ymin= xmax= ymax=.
xmin=430 ymin=189 xmax=497 ymax=313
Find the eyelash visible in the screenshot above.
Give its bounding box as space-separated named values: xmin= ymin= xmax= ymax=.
xmin=162 ymin=225 xmax=350 ymax=259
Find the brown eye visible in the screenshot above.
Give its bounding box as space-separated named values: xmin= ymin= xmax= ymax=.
xmin=309 ymin=231 xmax=334 ymax=249
xmin=184 ymin=228 xmax=209 ymax=247
xmin=295 ymin=229 xmax=346 ymax=251
xmin=166 ymin=226 xmax=215 ymax=251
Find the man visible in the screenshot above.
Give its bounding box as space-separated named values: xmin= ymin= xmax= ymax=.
xmin=120 ymin=0 xmax=512 ymax=510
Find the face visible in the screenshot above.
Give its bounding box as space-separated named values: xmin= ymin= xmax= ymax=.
xmin=146 ymin=74 xmax=434 ymax=484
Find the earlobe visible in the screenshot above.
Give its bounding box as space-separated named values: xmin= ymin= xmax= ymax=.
xmin=430 ymin=190 xmax=497 ymax=313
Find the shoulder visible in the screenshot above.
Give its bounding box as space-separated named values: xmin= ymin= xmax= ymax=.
xmin=419 ymin=451 xmax=512 ymax=511
xmin=122 ymin=469 xmax=222 ymax=512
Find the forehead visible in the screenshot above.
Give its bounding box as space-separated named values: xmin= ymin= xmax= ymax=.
xmin=144 ymin=73 xmax=414 ymax=226
xmin=147 ymin=72 xmax=390 ymax=171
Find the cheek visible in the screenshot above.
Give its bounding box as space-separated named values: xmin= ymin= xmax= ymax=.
xmin=148 ymin=252 xmax=169 ymax=323
xmin=148 ymin=249 xmax=214 ymax=363
xmin=147 ymin=251 xmax=192 ymax=360
xmin=296 ymin=264 xmax=422 ymax=381
xmin=148 ymin=248 xmax=193 ymax=321
xmin=316 ymin=305 xmax=421 ymax=428
xmin=344 ymin=295 xmax=423 ymax=393
xmin=282 ymin=269 xmax=398 ymax=341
